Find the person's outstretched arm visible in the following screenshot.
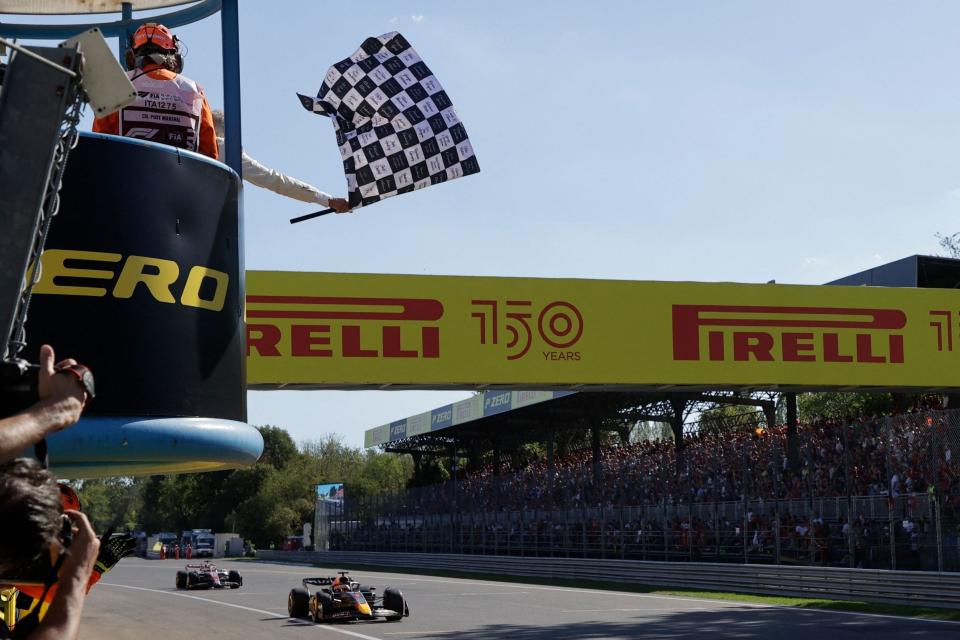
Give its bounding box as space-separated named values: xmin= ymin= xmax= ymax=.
xmin=241 ymin=150 xmax=351 ymax=212
xmin=0 ymin=345 xmax=88 ymax=463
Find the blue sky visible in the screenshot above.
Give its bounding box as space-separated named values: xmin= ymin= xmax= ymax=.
xmin=6 ymin=1 xmax=959 ymax=448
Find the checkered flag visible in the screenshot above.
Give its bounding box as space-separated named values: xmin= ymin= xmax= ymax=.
xmin=295 ymin=32 xmax=479 ymax=220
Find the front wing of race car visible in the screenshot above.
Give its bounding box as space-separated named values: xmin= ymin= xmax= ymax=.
xmin=188 ymin=573 xmax=241 ymax=589
xmin=316 ymin=596 xmax=408 ymax=622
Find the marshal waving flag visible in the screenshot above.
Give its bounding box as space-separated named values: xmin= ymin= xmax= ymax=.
xmin=295 ymin=32 xmax=479 ymax=220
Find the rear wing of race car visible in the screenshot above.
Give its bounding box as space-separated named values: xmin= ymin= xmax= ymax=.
xmin=301 ymin=577 xmax=367 ymax=592
xmin=302 ymin=577 xmax=335 ymax=588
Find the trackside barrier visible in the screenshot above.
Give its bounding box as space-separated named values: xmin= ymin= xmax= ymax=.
xmin=255 ymin=550 xmax=960 ymax=609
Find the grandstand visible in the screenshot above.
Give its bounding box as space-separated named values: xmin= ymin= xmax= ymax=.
xmin=325 ymin=256 xmax=960 ymax=573
xmin=336 ymin=402 xmax=960 ymax=572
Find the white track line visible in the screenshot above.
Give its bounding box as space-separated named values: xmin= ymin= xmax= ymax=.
xmin=230 ymin=562 xmax=960 ymax=627
xmin=110 ymin=562 xmax=960 ymax=627
xmin=99 ymin=583 xmax=385 ymax=640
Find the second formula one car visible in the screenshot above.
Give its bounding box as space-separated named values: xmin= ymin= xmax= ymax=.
xmin=175 ymin=562 xmax=242 ymax=590
xmin=287 ymin=571 xmax=409 ymax=623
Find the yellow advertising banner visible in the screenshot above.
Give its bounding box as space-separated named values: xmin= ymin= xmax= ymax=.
xmin=246 ymin=271 xmax=960 ymax=391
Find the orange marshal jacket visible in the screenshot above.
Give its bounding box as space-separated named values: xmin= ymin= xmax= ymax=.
xmin=93 ymin=65 xmax=218 ymax=160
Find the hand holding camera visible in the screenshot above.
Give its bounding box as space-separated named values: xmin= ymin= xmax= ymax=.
xmin=60 ymin=511 xmax=100 ymax=586
xmin=35 ymin=344 xmax=93 ymax=433
xmin=0 ymin=345 xmax=95 ymax=465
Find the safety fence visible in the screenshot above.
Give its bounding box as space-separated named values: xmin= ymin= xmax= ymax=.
xmin=329 ymin=410 xmax=960 ymax=572
xmin=255 ymin=550 xmax=960 ymax=609
xmin=329 ymin=494 xmax=960 ymax=572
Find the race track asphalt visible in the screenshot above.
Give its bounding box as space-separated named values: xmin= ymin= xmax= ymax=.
xmin=76 ymin=559 xmax=960 ymax=639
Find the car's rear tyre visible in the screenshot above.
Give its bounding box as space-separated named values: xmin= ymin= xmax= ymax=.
xmin=288 ymin=588 xmax=310 ymax=619
xmin=383 ymin=587 xmax=406 ymax=621
xmin=313 ymin=591 xmax=333 ymax=623
xmin=175 ymin=571 xmax=187 ymax=589
xmin=228 ymin=570 xmax=242 ymax=588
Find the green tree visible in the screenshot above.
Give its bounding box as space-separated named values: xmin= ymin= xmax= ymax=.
xmin=936 ymin=232 xmax=960 ymax=258
xmin=797 ymin=392 xmax=906 ymax=422
xmin=75 ymin=477 xmax=143 ymax=532
xmin=630 ymin=420 xmax=673 ymax=443
xmin=695 ymin=405 xmax=766 ymax=435
xmin=86 ymin=425 xmax=414 ymax=547
xmin=258 ymin=425 xmax=298 ymax=469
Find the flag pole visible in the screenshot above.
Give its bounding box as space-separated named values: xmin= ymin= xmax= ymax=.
xmin=290 ymin=208 xmax=334 ymax=224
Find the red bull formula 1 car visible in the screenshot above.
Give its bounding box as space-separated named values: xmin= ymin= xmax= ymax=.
xmin=175 ymin=562 xmax=243 ymax=590
xmin=287 ymin=571 xmax=409 ymax=623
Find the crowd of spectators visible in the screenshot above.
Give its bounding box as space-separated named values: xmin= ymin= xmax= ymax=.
xmin=335 ymin=403 xmax=960 ymax=571
xmin=383 ymin=404 xmax=959 ymax=516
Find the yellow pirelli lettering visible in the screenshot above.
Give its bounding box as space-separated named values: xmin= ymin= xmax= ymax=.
xmin=32 ymin=249 xmax=122 ymax=297
xmin=181 ymin=266 xmax=229 ymax=312
xmin=112 ymin=255 xmax=179 ymax=303
xmin=31 ymin=248 xmax=229 ymax=313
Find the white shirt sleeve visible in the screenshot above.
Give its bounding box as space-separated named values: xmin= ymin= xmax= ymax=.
xmin=218 ymin=136 xmax=335 ymax=205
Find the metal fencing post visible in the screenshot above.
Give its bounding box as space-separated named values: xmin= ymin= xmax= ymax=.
xmin=886 ymin=416 xmax=897 ymax=570
xmin=949 ymin=411 xmax=960 ymax=571
xmin=845 ymin=422 xmax=855 ymax=568
xmin=581 ymin=508 xmax=588 ymax=558
xmin=623 ymin=507 xmax=629 ymax=559
xmin=935 ymin=496 xmax=944 ymax=572
xmin=665 ymin=505 xmax=671 ymax=560
xmin=600 ymin=508 xmax=606 ymax=560
xmin=742 ymin=436 xmax=750 ymax=564
xmin=641 ymin=507 xmax=647 ymax=560
xmin=774 ymin=499 xmax=781 ymax=565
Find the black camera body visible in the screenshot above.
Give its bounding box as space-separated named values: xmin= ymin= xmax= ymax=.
xmin=0 ymin=359 xmax=39 ymax=418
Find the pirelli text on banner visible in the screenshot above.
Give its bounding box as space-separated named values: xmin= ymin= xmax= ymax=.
xmin=672 ymin=305 xmax=906 ymax=365
xmin=238 ymin=271 xmax=960 ymax=390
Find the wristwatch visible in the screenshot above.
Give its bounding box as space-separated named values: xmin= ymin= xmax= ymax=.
xmin=56 ymin=364 xmax=95 ymax=399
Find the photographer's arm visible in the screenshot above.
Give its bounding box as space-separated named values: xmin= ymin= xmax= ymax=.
xmin=30 ymin=511 xmax=99 ymax=640
xmin=0 ymin=345 xmax=86 ymax=463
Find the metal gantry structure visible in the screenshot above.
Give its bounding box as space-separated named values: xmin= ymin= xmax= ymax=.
xmin=384 ymin=391 xmax=784 ymax=487
xmin=0 ymin=1 xmax=262 ymax=477
xmin=0 ymin=0 xmax=243 ymax=175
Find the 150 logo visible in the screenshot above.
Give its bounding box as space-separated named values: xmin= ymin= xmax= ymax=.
xmin=471 ymin=299 xmax=583 ymax=361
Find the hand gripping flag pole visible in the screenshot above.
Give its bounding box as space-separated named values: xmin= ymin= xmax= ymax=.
xmin=291 ymin=32 xmax=479 ymax=224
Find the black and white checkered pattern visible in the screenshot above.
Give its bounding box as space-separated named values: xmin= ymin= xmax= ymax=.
xmin=298 ymin=32 xmax=479 ymax=209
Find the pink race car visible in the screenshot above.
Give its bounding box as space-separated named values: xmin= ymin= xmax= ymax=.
xmin=175 ymin=562 xmax=242 ymax=590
